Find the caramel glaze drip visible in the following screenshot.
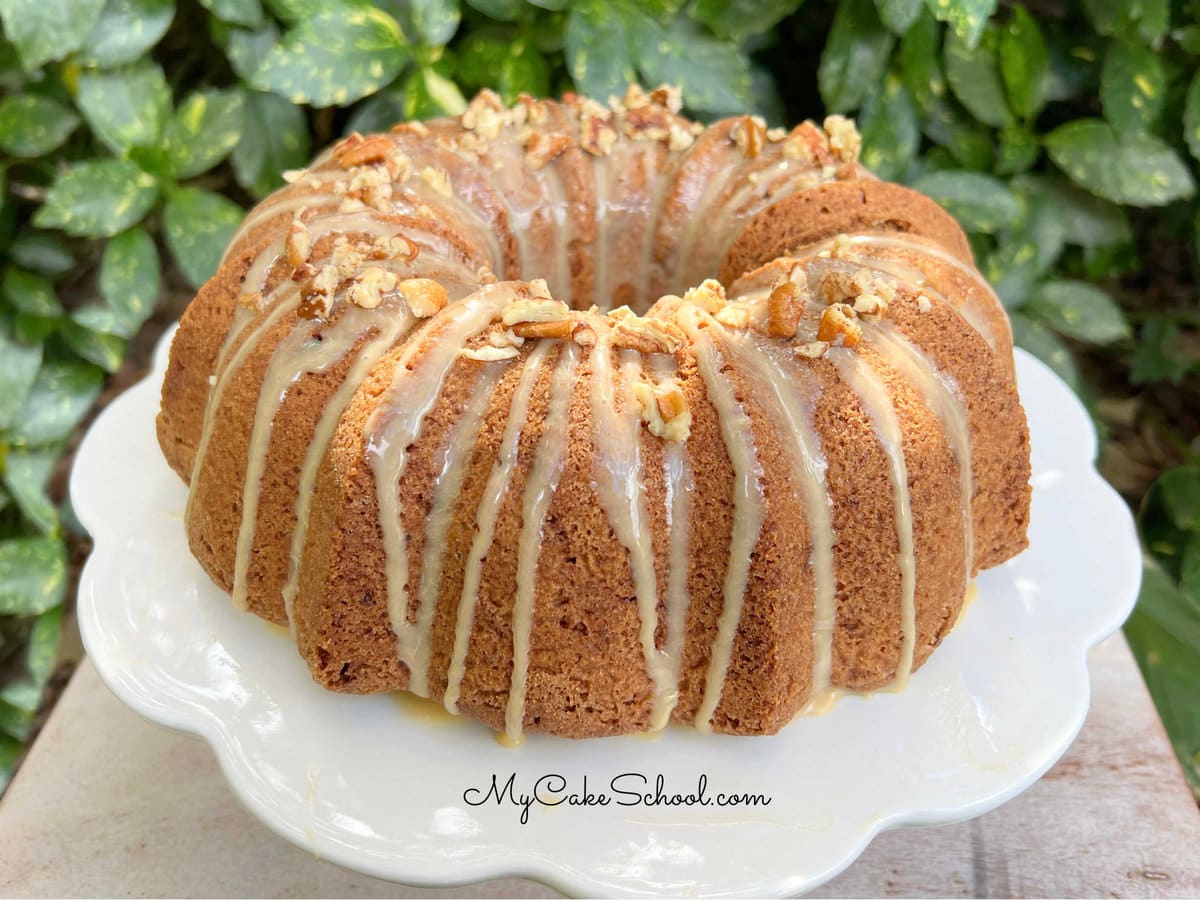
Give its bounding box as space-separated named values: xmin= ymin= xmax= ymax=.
xmin=186 ymin=85 xmax=1008 ymax=739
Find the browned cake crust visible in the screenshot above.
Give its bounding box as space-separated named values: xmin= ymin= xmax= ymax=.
xmin=720 ymin=180 xmax=974 ymax=284
xmin=157 ymin=86 xmax=1031 ymax=740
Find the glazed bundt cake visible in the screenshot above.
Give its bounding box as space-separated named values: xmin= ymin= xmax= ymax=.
xmin=158 ymin=85 xmax=1031 ymax=741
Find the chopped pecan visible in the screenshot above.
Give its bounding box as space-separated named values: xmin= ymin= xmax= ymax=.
xmin=502 ymin=297 xmax=571 ymax=326
xmin=649 ymin=84 xmax=683 ymax=114
xmin=633 ymin=379 xmax=691 ymax=442
xmin=611 ymin=316 xmax=685 ymax=354
xmin=525 ymin=278 xmax=553 ymax=300
xmin=766 ymin=281 xmax=805 ymax=337
xmin=285 ymin=217 xmax=312 ymax=268
xmin=782 ymin=121 xmax=833 ymax=167
xmin=683 ymin=279 xmax=727 ymax=315
xmin=298 ymin=264 xmax=340 ymax=319
xmin=667 ymin=120 xmax=695 ymax=151
xmin=824 ymin=114 xmax=862 ymax=164
xmin=571 ymin=321 xmax=597 ymax=346
xmin=795 ymin=340 xmax=830 ymax=359
xmin=580 ymin=113 xmax=618 ymax=156
xmin=524 ymin=131 xmax=572 ymax=170
xmin=731 ymin=115 xmax=766 ymax=159
xmin=390 ymin=120 xmax=430 ymax=137
xmin=624 ymin=104 xmax=672 ymax=141
xmin=715 ymin=305 xmax=750 ymax=329
xmin=461 ymin=89 xmax=507 ymax=139
xmin=298 ymin=292 xmax=333 ymax=320
xmin=369 ymin=234 xmax=418 ymax=263
xmin=347 ymin=266 xmax=398 ymax=310
xmin=511 ymin=318 xmax=575 ymax=339
xmin=622 ymin=84 xmax=650 ymax=110
xmin=333 ymin=133 xmax=395 ymax=169
xmin=852 ymin=292 xmax=887 ymax=320
xmin=398 ymin=278 xmax=448 ymax=317
xmin=816 ymin=303 xmax=861 ymax=348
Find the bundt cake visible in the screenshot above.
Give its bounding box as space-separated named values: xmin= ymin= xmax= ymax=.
xmin=157 ymin=85 xmax=1031 ymax=741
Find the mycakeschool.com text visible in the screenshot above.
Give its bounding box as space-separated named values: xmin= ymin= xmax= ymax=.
xmin=462 ymin=772 xmax=773 ymax=824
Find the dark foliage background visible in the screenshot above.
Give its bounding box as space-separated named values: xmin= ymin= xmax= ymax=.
xmin=0 ymin=0 xmax=1196 ymax=794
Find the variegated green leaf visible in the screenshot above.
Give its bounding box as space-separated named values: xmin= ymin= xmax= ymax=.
xmin=163 ymin=187 xmax=245 ymax=289
xmin=1101 ymin=38 xmax=1166 ymax=131
xmin=250 ymin=5 xmax=410 ymax=107
xmin=402 ymin=0 xmax=460 ymax=45
xmin=995 ymin=125 xmax=1038 ymax=175
xmin=8 ymin=357 xmax=104 ymax=448
xmin=1126 ymin=563 xmax=1200 ymax=794
xmin=0 ymin=332 xmax=41 ymax=431
xmin=859 ymin=74 xmax=919 ymax=181
xmin=403 ymin=66 xmax=466 ymax=119
xmin=163 ymin=88 xmax=245 ymax=179
xmin=199 ymin=0 xmax=261 ymax=27
xmin=634 ymin=16 xmax=752 ymax=115
xmin=222 ymin=21 xmax=280 ymax=81
xmin=232 ymin=91 xmax=311 ymax=198
xmin=944 ymin=24 xmax=1011 ymax=128
xmin=0 ymin=735 xmax=21 ymax=793
xmin=90 ymin=227 xmax=160 ymax=339
xmin=462 ymin=0 xmax=520 ymax=21
xmin=33 ymin=159 xmax=159 ymax=238
xmin=692 ymin=0 xmax=805 ymax=42
xmin=1010 ymin=311 xmax=1080 ymax=389
xmin=78 ymin=0 xmax=175 ymax=67
xmin=458 ymin=31 xmax=550 ymax=103
xmin=75 ymin=63 xmax=171 ymax=154
xmin=818 ymin=0 xmax=893 ymax=114
xmin=925 ymin=0 xmax=996 ymax=49
xmin=62 ymin=322 xmax=126 ymax=373
xmin=997 ymin=5 xmax=1047 ymax=121
xmin=1 ymin=268 xmax=62 ymax=318
xmin=0 ymin=538 xmax=67 ymax=616
xmin=1045 ymin=118 xmax=1195 ymax=207
xmin=874 ymin=0 xmax=922 ymax=34
xmin=2 ymin=448 xmax=59 ymax=535
xmin=565 ymin=0 xmax=636 ymax=102
xmin=911 ymin=169 xmax=1021 ymax=233
xmin=1024 ymin=279 xmax=1130 ymax=343
xmin=0 ymin=95 xmax=79 ymax=158
xmin=0 ymin=0 xmax=105 ymax=70
xmin=7 ymin=233 xmax=74 ymax=278
xmin=1010 ymin=174 xmax=1131 ymax=248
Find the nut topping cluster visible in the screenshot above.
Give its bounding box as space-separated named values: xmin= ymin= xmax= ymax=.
xmin=284 ymin=217 xmax=426 ymax=320
xmin=781 ymin=116 xmax=862 ymax=176
xmin=730 ymin=115 xmax=767 ymax=159
xmin=524 ymin=131 xmax=572 ymax=170
xmin=633 ymin=378 xmax=692 ymax=442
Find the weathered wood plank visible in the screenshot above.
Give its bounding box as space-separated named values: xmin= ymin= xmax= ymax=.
xmin=0 ymin=636 xmax=1196 ymax=898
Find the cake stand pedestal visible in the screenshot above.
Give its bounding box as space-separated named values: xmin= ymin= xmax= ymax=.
xmin=0 ymin=634 xmax=1197 ymax=898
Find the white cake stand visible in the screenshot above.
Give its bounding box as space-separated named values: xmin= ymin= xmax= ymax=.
xmin=75 ymin=327 xmax=1140 ymax=897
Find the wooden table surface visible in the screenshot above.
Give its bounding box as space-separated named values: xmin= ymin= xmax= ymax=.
xmin=1 ymin=635 xmax=1198 ymax=898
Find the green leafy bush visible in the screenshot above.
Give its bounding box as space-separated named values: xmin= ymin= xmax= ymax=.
xmin=0 ymin=0 xmax=1197 ymax=791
